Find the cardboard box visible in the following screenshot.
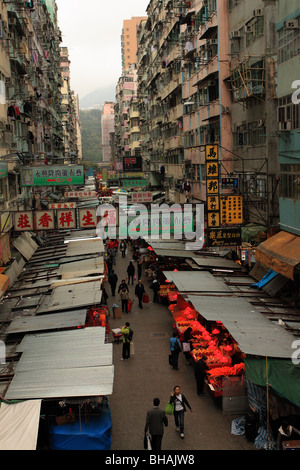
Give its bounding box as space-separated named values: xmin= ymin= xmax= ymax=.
xmin=113 ymin=307 xmax=122 ymax=319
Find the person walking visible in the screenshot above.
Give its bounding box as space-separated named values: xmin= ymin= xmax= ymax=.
xmin=194 ymin=357 xmax=208 ymax=396
xmin=108 ymin=270 xmax=118 ymax=296
xmin=120 ymin=321 xmax=133 ymax=360
xmin=106 ymin=254 xmax=113 ymax=274
xmin=137 ymin=257 xmax=143 ymax=280
xmin=169 ymin=386 xmax=192 ymax=439
xmin=119 ymin=287 xmax=129 ymax=314
xmin=150 ymin=279 xmax=160 ymax=303
xmin=101 ymin=285 xmax=108 ymax=305
xmin=118 ymin=279 xmax=129 ymax=294
xmin=135 ymin=279 xmax=145 ymax=309
xmin=183 ymin=327 xmax=193 ymax=365
xmin=169 ymin=332 xmax=181 ymax=370
xmin=144 ymin=398 xmax=168 ymax=451
xmin=109 ymin=246 xmax=117 ymax=265
xmin=127 ymin=261 xmax=135 ymax=285
xmin=120 ymin=240 xmax=126 ymax=258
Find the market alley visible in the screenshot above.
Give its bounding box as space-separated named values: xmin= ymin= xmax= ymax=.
xmin=106 ymin=244 xmax=254 ymax=451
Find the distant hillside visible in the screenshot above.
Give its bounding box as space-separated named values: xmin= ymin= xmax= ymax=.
xmin=79 ymin=109 xmax=102 ymax=162
xmin=79 ymin=84 xmax=116 ymax=109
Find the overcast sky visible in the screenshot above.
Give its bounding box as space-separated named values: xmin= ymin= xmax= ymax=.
xmin=56 ymin=0 xmax=149 ymax=101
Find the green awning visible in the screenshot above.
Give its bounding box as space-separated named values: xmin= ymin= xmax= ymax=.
xmin=244 ymin=357 xmax=300 ymax=407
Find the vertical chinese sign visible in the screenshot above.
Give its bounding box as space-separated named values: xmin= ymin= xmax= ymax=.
xmin=206 ymin=145 xmax=220 ymax=229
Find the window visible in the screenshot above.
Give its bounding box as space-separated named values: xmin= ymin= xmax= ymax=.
xmin=278 ymin=21 xmax=300 ymax=64
xmin=280 ymin=164 xmax=300 ymax=200
xmin=278 ymin=95 xmax=300 ymax=130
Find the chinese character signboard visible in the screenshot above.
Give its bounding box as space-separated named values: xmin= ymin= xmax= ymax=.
xmin=222 ymin=177 xmax=239 ymax=190
xmin=207 ymin=228 xmax=242 ymax=247
xmin=48 ymin=202 xmax=77 ymax=209
xmin=20 ymin=166 xmax=85 ymax=187
xmin=206 ymin=144 xmax=220 ymax=228
xmin=131 ymin=192 xmax=153 ymax=203
xmin=14 ymin=211 xmax=34 ymax=231
xmin=64 ymin=190 xmax=97 ymax=198
xmin=35 ymin=211 xmax=55 ymax=230
xmin=123 ymin=156 xmax=143 ymax=172
xmin=57 ymin=209 xmax=76 ymax=229
xmin=220 ymin=196 xmax=243 ymax=225
xmin=121 ymin=179 xmax=147 ymax=188
xmin=78 ymin=209 xmax=97 ymax=228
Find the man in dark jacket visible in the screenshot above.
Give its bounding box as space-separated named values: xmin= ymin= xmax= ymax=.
xmin=108 ymin=270 xmax=118 ymax=296
xmin=127 ymin=261 xmax=135 ymax=285
xmin=144 ymin=398 xmax=168 ymax=451
xmin=135 ymin=279 xmax=145 ymax=308
xmin=194 ymin=357 xmax=208 ymax=395
xmin=150 ymin=279 xmax=160 ymax=303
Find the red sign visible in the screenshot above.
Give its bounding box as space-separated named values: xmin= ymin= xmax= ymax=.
xmin=78 ymin=209 xmax=97 ymax=228
xmin=57 ymin=209 xmax=76 ymax=229
xmin=35 ymin=211 xmax=55 ymax=230
xmin=14 ymin=212 xmax=34 ymax=231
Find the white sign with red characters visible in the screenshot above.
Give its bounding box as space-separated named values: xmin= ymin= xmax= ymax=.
xmin=78 ymin=209 xmax=97 ymax=228
xmin=34 ymin=211 xmax=55 ymax=230
xmin=131 ymin=192 xmax=153 ymax=203
xmin=48 ymin=202 xmax=77 ymax=209
xmin=64 ymin=190 xmax=97 ymax=198
xmin=57 ymin=209 xmax=76 ymax=229
xmin=14 ymin=211 xmax=34 ymax=231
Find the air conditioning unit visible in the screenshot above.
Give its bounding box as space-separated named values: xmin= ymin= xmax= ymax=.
xmin=208 ymin=39 xmax=218 ymax=46
xmin=244 ymin=25 xmax=253 ymax=33
xmin=284 ymin=19 xmax=298 ymax=30
xmin=230 ymin=30 xmax=241 ymax=39
xmin=279 ymin=121 xmax=292 ymax=131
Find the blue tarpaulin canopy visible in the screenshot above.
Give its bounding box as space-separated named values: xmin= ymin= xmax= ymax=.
xmin=49 ymin=407 xmax=112 ymax=450
xmin=251 ymin=269 xmax=279 ymax=289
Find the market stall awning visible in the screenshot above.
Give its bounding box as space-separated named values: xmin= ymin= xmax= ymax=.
xmin=244 ymin=357 xmax=300 ymax=408
xmin=163 ymin=270 xmax=231 ymax=293
xmin=186 ymin=294 xmax=295 ymax=358
xmin=255 ymin=231 xmax=300 ymax=280
xmin=0 ymin=399 xmax=41 ymax=450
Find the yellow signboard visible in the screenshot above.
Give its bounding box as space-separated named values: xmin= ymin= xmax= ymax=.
xmin=220 ymin=196 xmax=243 ymax=225
xmin=205 ymin=145 xmax=218 ymax=161
xmin=206 ymin=178 xmax=219 ymax=195
xmin=207 ymin=211 xmax=220 ymax=228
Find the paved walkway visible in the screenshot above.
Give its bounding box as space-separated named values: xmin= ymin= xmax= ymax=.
xmin=106 ymin=247 xmax=254 ymax=451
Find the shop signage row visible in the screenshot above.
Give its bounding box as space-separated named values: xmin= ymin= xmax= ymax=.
xmin=14 ymin=208 xmax=97 ymax=231
xmin=64 ymin=190 xmax=97 ymax=198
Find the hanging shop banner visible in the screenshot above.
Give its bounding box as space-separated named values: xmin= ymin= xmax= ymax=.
xmin=107 ymin=171 xmax=144 ymax=180
xmin=131 ymin=192 xmax=153 ymax=203
xmin=20 ymin=166 xmax=85 ymax=187
xmin=14 ymin=211 xmax=34 ymax=231
xmin=57 ymin=209 xmax=76 ymax=229
xmin=207 ymin=228 xmax=242 ymax=247
xmin=78 ymin=208 xmax=97 ymax=229
xmin=206 ymin=144 xmax=220 ymax=229
xmin=48 ymin=202 xmax=77 ymax=209
xmin=34 ymin=211 xmax=55 ymax=230
xmin=64 ymin=190 xmax=97 ymax=198
xmin=220 ymin=196 xmax=243 ymax=225
xmin=0 ymin=232 xmax=11 ymax=264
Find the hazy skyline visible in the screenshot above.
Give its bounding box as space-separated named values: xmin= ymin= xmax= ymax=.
xmin=56 ymin=0 xmax=149 ymax=104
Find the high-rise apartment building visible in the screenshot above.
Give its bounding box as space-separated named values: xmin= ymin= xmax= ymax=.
xmin=121 ymin=17 xmax=147 ymax=73
xmin=101 ymin=102 xmax=115 ymax=163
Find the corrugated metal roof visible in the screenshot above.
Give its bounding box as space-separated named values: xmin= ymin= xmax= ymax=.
xmin=192 ymin=257 xmax=242 ymax=270
xmin=66 ymin=238 xmax=104 ymax=256
xmin=13 ymin=233 xmax=38 ymax=261
xmin=57 ymin=257 xmax=104 ymax=279
xmin=186 ymin=294 xmax=295 ymax=358
xmin=153 ymin=249 xmax=196 ymax=258
xmin=163 ymin=270 xmax=231 ymax=293
xmin=5 ymin=309 xmax=87 ymax=334
xmin=35 ymin=280 xmax=102 ymax=313
xmin=4 ymin=254 xmax=26 ymax=286
xmin=5 ymin=328 xmax=114 ymax=399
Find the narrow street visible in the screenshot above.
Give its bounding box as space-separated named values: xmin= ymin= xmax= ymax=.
xmin=106 ymin=244 xmax=254 ymax=451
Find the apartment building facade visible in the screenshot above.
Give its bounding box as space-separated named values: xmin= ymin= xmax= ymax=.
xmin=101 ymin=101 xmax=115 ymax=163
xmin=276 ymin=0 xmax=300 ymax=236
xmin=121 ymin=16 xmax=147 ymax=73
